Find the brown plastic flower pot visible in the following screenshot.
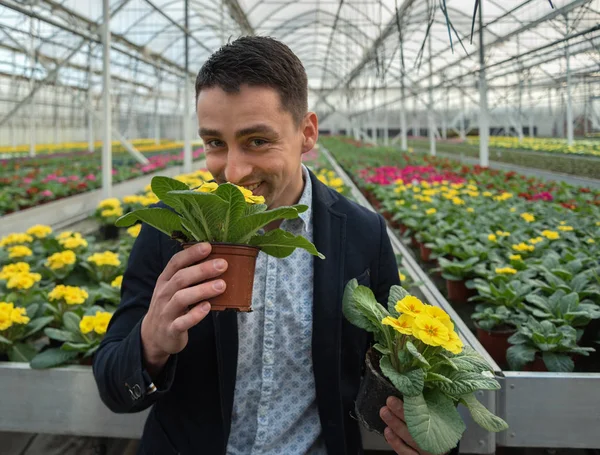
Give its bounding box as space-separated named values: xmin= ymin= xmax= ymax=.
xmin=522 ymin=356 xmax=547 ymax=372
xmin=419 ymin=243 xmax=433 ymax=262
xmin=183 ymin=242 xmax=259 ymax=312
xmin=475 ymin=323 xmax=516 ymax=367
xmin=446 ymin=279 xmax=475 ymax=304
xmin=355 ymin=348 xmax=401 ymax=436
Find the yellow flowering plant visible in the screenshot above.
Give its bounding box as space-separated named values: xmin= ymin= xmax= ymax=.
xmin=343 ymin=280 xmax=507 ymax=455
xmin=0 ymin=302 xmax=53 ymax=361
xmin=80 ymin=251 xmax=123 ymax=283
xmin=30 ymin=309 xmax=113 ymax=369
xmin=115 ymin=176 xmax=324 ymax=259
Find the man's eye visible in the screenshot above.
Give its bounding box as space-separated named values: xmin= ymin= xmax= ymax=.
xmin=207 ymin=140 xmax=224 ymax=148
xmin=250 ymin=139 xmax=267 ymax=147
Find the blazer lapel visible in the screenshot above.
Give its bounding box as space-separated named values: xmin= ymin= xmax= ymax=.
xmin=310 ymin=171 xmax=348 ymax=454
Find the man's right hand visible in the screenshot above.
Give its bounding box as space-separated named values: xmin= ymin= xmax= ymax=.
xmin=140 ymin=242 xmax=228 ymax=378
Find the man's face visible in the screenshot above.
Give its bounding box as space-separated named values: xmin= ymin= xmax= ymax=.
xmin=196 ymin=85 xmax=317 ymax=209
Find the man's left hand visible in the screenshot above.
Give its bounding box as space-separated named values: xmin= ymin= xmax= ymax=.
xmin=380 ymin=396 xmax=431 ymax=455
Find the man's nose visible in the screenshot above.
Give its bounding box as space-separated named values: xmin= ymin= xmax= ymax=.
xmin=223 ymin=147 xmax=252 ymax=184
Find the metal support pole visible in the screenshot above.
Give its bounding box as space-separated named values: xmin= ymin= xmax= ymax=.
xmin=442 ymin=79 xmax=448 ymax=140
xmin=459 ymin=83 xmax=466 ymax=141
xmin=102 ymin=0 xmax=112 ymax=198
xmin=412 ymin=96 xmax=418 ymax=137
xmin=528 ymin=76 xmax=534 ymax=137
xmin=29 ymin=16 xmax=36 ymax=158
xmin=400 ymin=77 xmax=408 ymax=151
xmin=583 ymin=79 xmax=588 ymax=137
xmin=384 ymin=87 xmax=389 ymax=146
xmin=183 ymin=0 xmax=192 ymax=173
xmin=427 ymin=32 xmax=436 ymax=156
xmin=565 ymin=12 xmax=574 ymax=145
xmin=478 ymin=0 xmax=490 ymax=167
xmin=87 ymin=45 xmax=94 ymax=152
xmin=517 ymin=36 xmax=524 ymax=143
xmin=10 ymin=53 xmax=17 ymax=149
xmin=154 ymin=71 xmax=161 ymax=145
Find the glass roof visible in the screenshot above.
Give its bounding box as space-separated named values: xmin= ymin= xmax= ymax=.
xmin=0 ymin=0 xmax=598 ymax=117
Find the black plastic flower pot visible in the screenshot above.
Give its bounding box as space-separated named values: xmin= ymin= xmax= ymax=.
xmin=355 ymin=348 xmax=402 ymax=436
xmin=99 ymin=224 xmax=120 ymax=240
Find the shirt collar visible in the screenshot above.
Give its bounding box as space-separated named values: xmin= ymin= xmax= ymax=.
xmin=284 ymin=164 xmax=312 ymax=231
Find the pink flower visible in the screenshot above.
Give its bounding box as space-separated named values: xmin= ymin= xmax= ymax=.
xmin=23 ymin=178 xmax=33 ymax=184
xmin=57 ymin=177 xmax=68 ymax=184
xmin=69 ymin=175 xmax=79 ymax=181
xmin=85 ymin=174 xmax=96 ymax=181
xmin=41 ymin=190 xmax=53 ymax=197
xmin=112 ymin=169 xmax=117 ymax=175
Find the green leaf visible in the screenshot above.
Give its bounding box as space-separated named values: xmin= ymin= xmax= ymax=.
xmin=388 ymin=285 xmax=410 ymax=318
xmin=150 ymin=176 xmax=189 ymax=210
xmin=380 ymin=356 xmax=424 ymax=397
xmin=248 ymin=229 xmax=324 ymax=259
xmin=213 ymin=184 xmax=248 ymax=241
xmin=460 ymin=393 xmax=509 ymax=432
xmin=438 ymin=354 xmax=459 ymax=371
xmin=167 ymin=190 xmax=232 ymax=240
xmin=448 ymin=346 xmax=493 ymax=373
xmin=44 ymin=328 xmax=80 ymax=343
xmin=426 ymin=372 xmax=453 ymax=384
xmin=542 ymin=352 xmax=574 ymax=372
xmin=0 ymin=334 xmax=12 ymax=345
xmin=506 ymin=344 xmax=537 ymax=370
xmin=62 ymin=342 xmax=93 ymax=351
xmin=244 ymin=203 xmax=267 ymax=216
xmin=436 ymin=370 xmax=501 ymax=397
xmin=8 ymin=343 xmax=38 ymax=362
xmin=63 ymin=312 xmax=81 ymax=334
xmin=22 ymin=316 xmax=54 ymax=338
xmin=373 ymin=343 xmax=391 ymax=355
xmin=342 ymin=280 xmax=378 ymax=333
xmin=404 ymin=389 xmax=465 ymax=455
xmin=115 ymin=208 xmax=188 ymax=239
xmin=30 ymin=348 xmax=79 ymax=369
xmin=406 ymin=341 xmax=431 ymax=368
xmin=229 ymin=206 xmax=305 ymax=243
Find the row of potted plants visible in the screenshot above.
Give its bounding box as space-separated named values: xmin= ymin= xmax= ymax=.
xmin=467 ymin=136 xmax=600 ymax=158
xmin=322 ymin=136 xmax=600 ymax=373
xmin=0 ymin=146 xmax=204 ymax=216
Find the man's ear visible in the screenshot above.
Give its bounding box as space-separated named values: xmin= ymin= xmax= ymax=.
xmin=301 ymin=112 xmax=319 ymax=154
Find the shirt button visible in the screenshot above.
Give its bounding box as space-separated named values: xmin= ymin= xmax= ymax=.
xmin=265 ymin=353 xmax=274 ymax=364
xmin=266 ymin=299 xmax=273 ymax=308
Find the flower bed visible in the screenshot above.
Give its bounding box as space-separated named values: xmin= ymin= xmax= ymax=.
xmin=0 ymin=147 xmax=204 ymax=216
xmin=323 ymin=136 xmax=600 ymax=373
xmin=468 ymin=136 xmax=600 ymax=158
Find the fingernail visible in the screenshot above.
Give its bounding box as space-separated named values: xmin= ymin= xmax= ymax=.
xmin=213 ymin=280 xmax=225 ymax=291
xmin=198 ymin=242 xmax=210 ymax=253
xmin=380 ymin=407 xmax=391 ymax=419
xmin=214 ymin=259 xmax=227 ymax=270
xmin=384 ymin=427 xmax=393 ymax=438
xmin=388 ymin=396 xmax=400 ymax=410
xmin=200 ymin=302 xmax=211 ymax=313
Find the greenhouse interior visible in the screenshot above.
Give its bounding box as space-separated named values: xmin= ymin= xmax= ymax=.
xmin=1 ymin=0 xmax=599 ymax=454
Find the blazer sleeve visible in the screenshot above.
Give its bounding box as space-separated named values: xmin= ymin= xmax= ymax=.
xmin=92 ymin=222 xmax=177 ymax=413
xmin=374 ymin=213 xmax=401 ymax=305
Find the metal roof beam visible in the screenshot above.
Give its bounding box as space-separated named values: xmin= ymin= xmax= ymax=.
xmin=222 ymin=0 xmax=254 ymax=35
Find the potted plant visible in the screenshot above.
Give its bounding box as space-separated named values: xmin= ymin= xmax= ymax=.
xmin=115 ymin=177 xmax=324 ymax=312
xmin=94 ymin=198 xmax=123 ymax=240
xmin=506 ymin=317 xmax=595 ymax=372
xmin=343 ymin=279 xmax=508 ymax=455
xmin=436 ymin=256 xmax=479 ymax=304
xmin=0 ymin=301 xmax=52 ymax=362
xmin=471 ymin=304 xmax=527 ymax=367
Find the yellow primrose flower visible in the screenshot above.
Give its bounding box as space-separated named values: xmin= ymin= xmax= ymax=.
xmin=424 ymin=306 xmax=453 ymax=330
xmin=48 ymin=285 xmax=89 ymax=305
xmin=197 ymin=182 xmax=218 ymax=193
xmin=382 ymin=314 xmax=414 ymax=336
xmin=493 ymin=192 xmax=513 ymax=202
xmin=587 ymin=238 xmax=595 ymax=244
xmin=329 ymin=178 xmax=344 ymax=188
xmin=8 ymin=246 xmax=33 ymax=259
xmin=101 ymin=207 xmax=123 ymax=218
xmin=512 ymin=242 xmax=535 ymax=252
xmin=412 ymin=187 xmax=421 ymax=193
xmin=80 ymin=315 xmax=95 ymax=334
xmin=558 ymin=226 xmax=573 ymax=232
xmin=122 ymin=195 xmax=143 ymax=205
xmin=26 ymin=224 xmax=53 ymax=239
xmin=496 ymin=231 xmax=510 ymax=237
xmin=127 ymin=224 xmax=142 ymax=238
xmin=97 ymin=198 xmax=121 ymax=209
xmin=236 ymin=185 xmax=266 ymax=204
xmin=413 ymin=315 xmax=450 ymax=347
xmin=426 ymin=208 xmax=437 ymax=215
xmin=6 ymin=272 xmax=41 ymax=290
xmin=509 ymin=254 xmax=522 ymax=261
xmin=411 ymin=204 xmax=417 ymax=210
xmin=0 ymin=262 xmax=30 ymax=280
xmin=510 ymin=207 xmax=516 ymax=213
xmin=395 ymin=200 xmax=406 ymax=207
xmin=529 ymin=236 xmax=544 ymax=244
xmin=541 ymin=230 xmax=560 ymax=240
xmin=488 ymin=234 xmax=497 ymax=242
xmin=399 ymin=272 xmax=406 ymax=282
xmin=111 ymin=275 xmax=123 ymax=288
xmin=395 ymin=295 xmax=426 ymax=317
xmin=452 ymin=197 xmax=465 ymax=205
xmin=93 ymin=311 xmax=113 ymax=335
xmin=521 ymin=212 xmax=535 ymax=223
xmin=0 ymin=233 xmax=34 ymax=248
xmin=496 ymin=267 xmax=517 ymax=275
xmin=10 ymin=306 xmax=30 ymax=325
xmin=87 ymin=251 xmax=121 ymax=267
xmin=596 ymin=221 xmax=600 ymax=227
xmin=45 ymin=250 xmax=77 ymax=270
xmin=443 ymin=331 xmax=464 ymax=354
xmin=483 ymin=191 xmax=493 ymax=197
xmin=56 ymin=231 xmax=73 ymax=241
xmin=467 ymin=207 xmax=474 ymax=213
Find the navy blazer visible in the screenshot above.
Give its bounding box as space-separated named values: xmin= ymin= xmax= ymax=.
xmin=93 ymin=170 xmax=402 ymax=454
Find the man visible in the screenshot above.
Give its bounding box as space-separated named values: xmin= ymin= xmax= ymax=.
xmin=93 ymin=36 xmax=453 ymax=455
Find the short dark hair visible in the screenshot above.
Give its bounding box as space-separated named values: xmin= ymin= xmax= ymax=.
xmin=194 ymin=36 xmax=308 ymax=125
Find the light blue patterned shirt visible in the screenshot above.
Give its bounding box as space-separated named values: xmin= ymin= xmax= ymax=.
xmin=226 ymin=165 xmax=326 ymax=455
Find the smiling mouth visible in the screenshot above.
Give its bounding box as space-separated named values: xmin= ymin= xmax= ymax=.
xmin=242 ymin=182 xmax=262 ymax=193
